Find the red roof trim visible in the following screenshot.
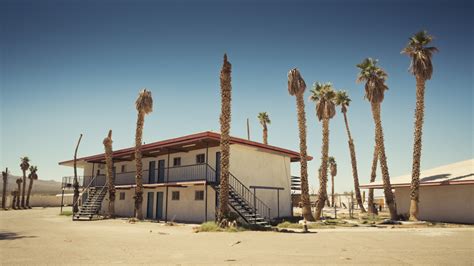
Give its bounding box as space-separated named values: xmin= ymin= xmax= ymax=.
xmin=360 ymin=179 xmax=474 ymax=189
xmin=58 ymin=131 xmax=309 ymax=165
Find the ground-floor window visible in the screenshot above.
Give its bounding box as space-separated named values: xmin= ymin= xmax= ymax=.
xmin=172 ymin=191 xmax=180 ymax=200
xmin=119 ymin=192 xmax=125 ymax=200
xmin=195 ymin=190 xmax=204 ymax=200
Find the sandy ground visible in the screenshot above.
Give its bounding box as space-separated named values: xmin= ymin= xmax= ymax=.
xmin=1 ymin=208 xmax=473 ymax=265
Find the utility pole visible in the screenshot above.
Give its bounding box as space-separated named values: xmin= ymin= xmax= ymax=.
xmin=246 ymin=118 xmax=251 ymax=140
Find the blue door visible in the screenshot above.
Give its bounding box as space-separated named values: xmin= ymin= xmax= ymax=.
xmin=146 ymin=192 xmax=154 ymax=219
xmin=155 ymin=192 xmax=164 ymax=220
xmin=157 ymin=160 xmax=165 ymax=183
xmin=215 ymin=152 xmax=221 ymax=183
xmin=148 ymin=161 xmax=156 ymax=184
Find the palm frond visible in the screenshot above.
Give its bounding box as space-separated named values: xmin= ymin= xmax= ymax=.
xmin=135 ymin=89 xmax=153 ymax=114
xmin=287 ymin=68 xmax=306 ymax=96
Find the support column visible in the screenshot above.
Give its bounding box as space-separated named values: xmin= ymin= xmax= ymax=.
xmin=205 ymin=142 xmax=209 ymax=221
xmin=165 ymin=150 xmax=170 ymax=222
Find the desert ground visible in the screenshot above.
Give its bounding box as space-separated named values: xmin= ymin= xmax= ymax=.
xmin=1 ymin=208 xmax=473 ymax=265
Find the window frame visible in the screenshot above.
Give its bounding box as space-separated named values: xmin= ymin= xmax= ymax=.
xmin=119 ymin=192 xmax=125 ymax=200
xmin=171 ymin=191 xmax=180 ymax=200
xmin=195 ymin=190 xmax=204 ymax=201
xmin=173 ymin=157 xmax=181 ymax=167
xmin=196 ymin=154 xmax=205 ymax=164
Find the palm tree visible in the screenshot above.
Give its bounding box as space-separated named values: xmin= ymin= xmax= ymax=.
xmin=103 ymin=130 xmax=115 ymax=218
xmin=15 ymin=178 xmax=22 ymax=209
xmin=402 ymin=30 xmax=438 ymax=221
xmin=26 ymin=166 xmax=38 ymax=208
xmin=257 ymin=112 xmax=271 ymax=145
xmin=134 ymin=89 xmax=153 ymax=220
xmin=20 ymin=157 xmax=30 ymax=209
xmin=335 ymin=91 xmax=366 ymax=212
xmin=2 ymin=168 xmax=8 ymax=210
xmin=73 ymin=134 xmax=83 ymax=214
xmin=356 ymin=58 xmax=398 ymax=220
xmin=11 ymin=190 xmax=18 ymax=210
xmin=328 ymin=156 xmax=337 ymax=207
xmin=287 ymin=68 xmax=314 ymax=221
xmin=310 ymin=82 xmax=336 ymax=220
xmin=218 ymin=54 xmax=232 ymax=224
xmin=367 ymin=145 xmax=379 ymax=214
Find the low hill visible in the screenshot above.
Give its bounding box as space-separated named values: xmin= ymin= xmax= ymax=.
xmin=0 ymin=175 xmax=62 ymax=196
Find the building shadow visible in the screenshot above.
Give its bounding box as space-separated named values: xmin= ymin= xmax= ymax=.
xmin=420 ymin=173 xmax=473 ymax=183
xmin=0 ymin=231 xmax=37 ymax=241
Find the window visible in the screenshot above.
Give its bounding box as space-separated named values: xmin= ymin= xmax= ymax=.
xmin=121 ymin=165 xmax=126 ymax=173
xmin=172 ymin=191 xmax=180 ymax=200
xmin=195 ymin=190 xmax=204 ymax=201
xmin=196 ymin=154 xmax=205 ymax=164
xmin=119 ymin=192 xmax=125 ymax=200
xmin=173 ymin=157 xmax=181 ymax=166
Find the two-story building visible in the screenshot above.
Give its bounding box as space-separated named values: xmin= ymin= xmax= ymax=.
xmin=59 ymin=131 xmax=308 ymax=225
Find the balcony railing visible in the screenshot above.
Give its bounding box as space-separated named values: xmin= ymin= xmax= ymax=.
xmin=77 ymin=163 xmax=217 ymax=187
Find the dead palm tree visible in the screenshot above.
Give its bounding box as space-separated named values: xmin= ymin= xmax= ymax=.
xmin=328 ymin=156 xmax=337 ymax=207
xmin=288 ymin=68 xmax=314 ymax=221
xmin=2 ymin=168 xmax=8 ymax=210
xmin=103 ymin=130 xmax=115 ymax=218
xmin=257 ymin=112 xmax=271 ymax=145
xmin=310 ymin=82 xmax=336 ymax=220
xmin=73 ymin=134 xmax=83 ymax=214
xmin=335 ymin=90 xmax=366 ymax=212
xmin=356 ymin=58 xmax=398 ymax=220
xmin=402 ymin=30 xmax=438 ymax=221
xmin=134 ymin=89 xmax=153 ymax=220
xmin=26 ymin=166 xmax=38 ymax=208
xmin=367 ymin=145 xmax=379 ymax=214
xmin=20 ymin=157 xmax=30 ymax=209
xmin=15 ymin=178 xmax=22 ymax=209
xmin=218 ymin=54 xmax=232 ymax=224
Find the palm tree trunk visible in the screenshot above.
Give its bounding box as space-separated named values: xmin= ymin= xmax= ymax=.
xmin=73 ymin=134 xmax=83 ymax=214
xmin=368 ymin=145 xmax=378 ymax=214
xmin=315 ymin=118 xmax=330 ymax=220
xmin=26 ymin=178 xmax=34 ymax=208
xmin=217 ymin=55 xmax=232 ymax=223
xmin=104 ymin=131 xmax=115 ymax=218
xmin=409 ymin=76 xmax=425 ymax=221
xmin=16 ymin=184 xmax=21 ymax=209
xmin=2 ymin=169 xmax=7 ymax=210
xmin=12 ymin=192 xmax=17 ymax=210
xmin=295 ymin=93 xmax=314 ymax=221
xmin=134 ymin=111 xmax=145 ymax=220
xmin=331 ymin=174 xmax=334 ymax=207
xmin=263 ymin=124 xmax=268 ymax=145
xmin=21 ymin=170 xmax=26 ymax=208
xmin=371 ymin=102 xmax=398 ymax=220
xmin=343 ymin=112 xmax=366 ymax=212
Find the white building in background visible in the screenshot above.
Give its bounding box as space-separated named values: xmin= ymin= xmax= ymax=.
xmin=361 ymin=159 xmax=474 ymax=224
xmin=59 ymin=131 xmax=308 ymax=224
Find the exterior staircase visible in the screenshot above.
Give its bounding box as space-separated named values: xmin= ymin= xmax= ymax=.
xmin=74 ymin=186 xmax=107 ymax=220
xmin=228 ymin=187 xmax=271 ymax=228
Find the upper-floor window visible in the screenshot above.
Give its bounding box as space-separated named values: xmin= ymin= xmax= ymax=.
xmin=195 ymin=190 xmax=204 ymax=201
xmin=121 ymin=165 xmax=126 ymax=173
xmin=119 ymin=192 xmax=125 ymax=200
xmin=173 ymin=157 xmax=181 ymax=166
xmin=196 ymin=154 xmax=205 ymax=164
xmin=172 ymin=191 xmax=180 ymax=200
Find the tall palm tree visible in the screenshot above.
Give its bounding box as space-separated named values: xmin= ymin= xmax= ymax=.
xmin=335 ymin=91 xmax=366 ymax=212
xmin=402 ymin=30 xmax=438 ymax=221
xmin=356 ymin=58 xmax=398 ymax=220
xmin=310 ymin=82 xmax=336 ymax=220
xmin=26 ymin=166 xmax=38 ymax=208
xmin=287 ymin=68 xmax=314 ymax=221
xmin=134 ymin=89 xmax=153 ymax=220
xmin=328 ymin=156 xmax=337 ymax=207
xmin=257 ymin=112 xmax=271 ymax=145
xmin=73 ymin=134 xmax=83 ymax=214
xmin=218 ymin=54 xmax=232 ymax=224
xmin=20 ymin=157 xmax=30 ymax=209
xmin=103 ymin=130 xmax=115 ymax=218
xmin=2 ymin=168 xmax=8 ymax=210
xmin=15 ymin=178 xmax=22 ymax=209
xmin=367 ymin=145 xmax=379 ymax=214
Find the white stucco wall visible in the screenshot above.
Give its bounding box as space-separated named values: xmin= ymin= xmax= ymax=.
xmin=229 ymin=144 xmax=292 ymax=218
xmin=394 ymin=185 xmax=474 ymax=224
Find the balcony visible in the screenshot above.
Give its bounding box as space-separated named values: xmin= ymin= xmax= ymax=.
xmin=64 ymin=163 xmax=218 ymax=188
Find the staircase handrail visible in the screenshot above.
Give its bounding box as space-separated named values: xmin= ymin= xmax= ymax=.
xmin=71 ymin=175 xmax=104 ymax=214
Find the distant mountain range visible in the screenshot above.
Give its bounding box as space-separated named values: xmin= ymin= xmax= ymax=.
xmin=0 ymin=175 xmax=62 ymax=196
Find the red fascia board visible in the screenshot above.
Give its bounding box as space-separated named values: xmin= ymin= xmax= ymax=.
xmin=58 ymin=131 xmax=309 ymax=165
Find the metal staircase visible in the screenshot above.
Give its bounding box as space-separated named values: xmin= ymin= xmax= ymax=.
xmin=74 ymin=186 xmax=107 ymax=220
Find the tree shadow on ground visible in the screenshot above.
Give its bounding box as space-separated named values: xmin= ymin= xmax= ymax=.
xmin=0 ymin=231 xmax=37 ymax=241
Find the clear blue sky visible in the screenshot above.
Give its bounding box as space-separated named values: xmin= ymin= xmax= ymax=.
xmin=1 ymin=0 xmax=472 ymax=193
